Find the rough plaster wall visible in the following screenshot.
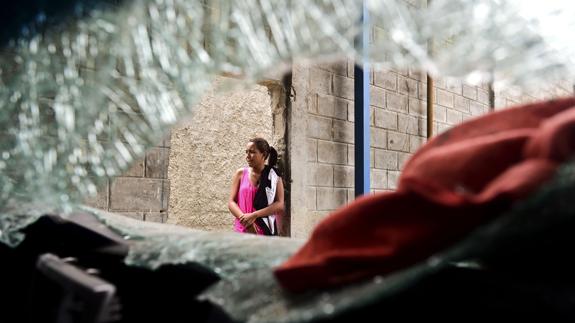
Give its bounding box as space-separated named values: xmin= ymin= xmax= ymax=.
xmin=168 ymin=79 xmax=272 ymax=231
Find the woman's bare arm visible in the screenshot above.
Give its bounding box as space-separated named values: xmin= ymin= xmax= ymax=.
xmin=228 ymin=168 xmax=244 ymax=219
xmin=243 ymin=178 xmax=285 ymax=222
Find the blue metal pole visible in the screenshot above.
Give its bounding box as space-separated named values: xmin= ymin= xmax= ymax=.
xmin=354 ymin=2 xmax=370 ymax=197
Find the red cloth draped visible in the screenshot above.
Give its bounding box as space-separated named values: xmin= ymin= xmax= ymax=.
xmin=274 ymin=97 xmax=575 ymax=292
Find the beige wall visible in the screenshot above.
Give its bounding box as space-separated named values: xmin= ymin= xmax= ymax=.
xmin=167 ymin=78 xmax=273 ymax=231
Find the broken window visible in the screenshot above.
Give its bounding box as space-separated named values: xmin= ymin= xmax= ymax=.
xmin=1 ymin=1 xmax=575 ymax=322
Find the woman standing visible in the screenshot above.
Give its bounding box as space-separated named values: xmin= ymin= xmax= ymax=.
xmin=228 ymin=137 xmax=284 ymax=235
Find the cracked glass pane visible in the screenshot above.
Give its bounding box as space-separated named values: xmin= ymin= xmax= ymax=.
xmin=0 ymin=1 xmax=575 ymax=320
xmin=83 ymin=206 xmax=303 ymax=278
xmin=1 ymin=0 xmax=574 ymax=244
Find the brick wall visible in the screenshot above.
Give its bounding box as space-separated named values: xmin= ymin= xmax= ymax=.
xmin=83 ymin=78 xmax=284 ymax=231
xmin=84 ymin=134 xmax=171 ymax=223
xmin=291 ymin=57 xmax=573 ymax=238
xmin=494 ymin=82 xmax=573 ymax=109
xmin=305 ymin=63 xmax=487 ymax=199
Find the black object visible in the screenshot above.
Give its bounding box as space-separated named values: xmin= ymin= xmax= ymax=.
xmin=0 ymin=212 xmax=232 ymax=323
xmin=253 ymin=165 xmax=279 ymax=236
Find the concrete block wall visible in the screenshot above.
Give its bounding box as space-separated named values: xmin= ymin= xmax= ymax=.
xmin=303 ymin=61 xmax=492 ymax=217
xmin=494 ymin=82 xmax=573 ymax=109
xmin=293 ymin=57 xmax=573 ymax=238
xmin=84 ymin=134 xmax=171 ymax=223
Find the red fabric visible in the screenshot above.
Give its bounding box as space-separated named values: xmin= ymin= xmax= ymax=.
xmin=275 ymin=97 xmax=575 ymax=292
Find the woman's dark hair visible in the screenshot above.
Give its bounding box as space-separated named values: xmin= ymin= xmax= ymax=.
xmin=249 ymin=137 xmax=277 ymax=168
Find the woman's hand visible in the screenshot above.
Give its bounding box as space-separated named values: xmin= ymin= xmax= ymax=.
xmin=239 ymin=212 xmax=257 ymax=227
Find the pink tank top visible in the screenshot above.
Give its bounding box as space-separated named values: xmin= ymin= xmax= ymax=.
xmin=233 ymin=167 xmax=264 ymax=234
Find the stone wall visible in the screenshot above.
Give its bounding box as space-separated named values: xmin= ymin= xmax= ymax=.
xmin=84 ymin=135 xmax=171 ymax=223
xmin=494 ymin=82 xmax=573 ymax=109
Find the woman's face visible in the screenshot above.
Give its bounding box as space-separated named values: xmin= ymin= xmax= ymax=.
xmin=246 ymin=142 xmax=265 ymax=167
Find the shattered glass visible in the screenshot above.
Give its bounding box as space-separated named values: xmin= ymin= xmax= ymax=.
xmin=83 ymin=206 xmax=304 ymax=278
xmin=1 ymin=0 xmax=575 ymax=245
xmin=0 ymin=0 xmax=575 ymax=320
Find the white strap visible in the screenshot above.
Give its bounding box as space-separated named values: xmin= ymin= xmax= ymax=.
xmin=264 ymin=169 xmax=278 ymax=234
